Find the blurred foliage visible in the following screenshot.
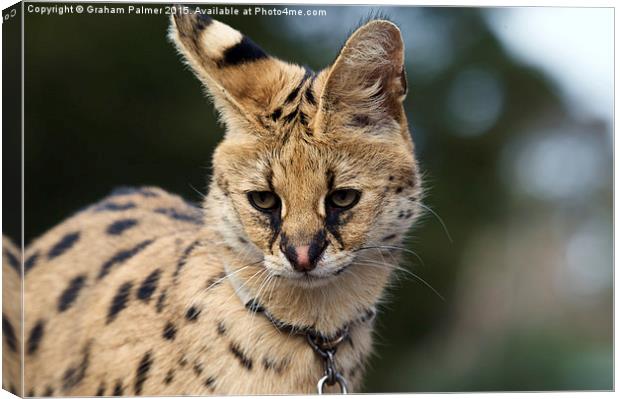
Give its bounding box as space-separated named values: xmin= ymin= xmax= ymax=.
xmin=21 ymin=3 xmax=612 ymax=392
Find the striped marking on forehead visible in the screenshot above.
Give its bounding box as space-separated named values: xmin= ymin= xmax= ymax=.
xmin=269 ymin=66 xmax=318 ymax=138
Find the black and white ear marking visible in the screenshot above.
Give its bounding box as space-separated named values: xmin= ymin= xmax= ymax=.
xmin=169 ymin=5 xmax=294 ymax=129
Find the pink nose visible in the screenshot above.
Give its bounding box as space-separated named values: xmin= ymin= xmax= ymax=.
xmin=279 ymin=233 xmax=327 ymax=272
xmin=295 ymin=245 xmax=311 ymax=270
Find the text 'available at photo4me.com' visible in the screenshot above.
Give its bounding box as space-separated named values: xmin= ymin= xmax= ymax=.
xmin=24 ymin=3 xmax=328 ymax=17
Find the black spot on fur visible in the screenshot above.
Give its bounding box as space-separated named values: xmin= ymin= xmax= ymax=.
xmin=156 ymin=289 xmax=167 ymax=313
xmin=262 ymin=358 xmax=272 ymax=371
xmin=395 ymin=186 xmax=403 ymax=194
xmin=174 ymin=240 xmax=201 ymax=277
xmin=262 ymin=357 xmax=287 ymax=374
xmin=4 ymin=247 xmax=19 ymax=273
xmin=2 ymin=314 xmax=17 ymax=352
xmin=107 ymin=282 xmax=133 ymax=324
xmin=389 ymin=176 xmax=394 ymax=181
xmin=27 ymin=320 xmax=45 ymax=355
xmin=164 ymin=369 xmax=174 ymax=385
xmin=24 ymin=251 xmax=39 ymax=273
xmin=351 ymin=114 xmax=371 ymax=126
xmin=204 ymin=376 xmax=216 ymax=388
xmin=382 ymin=234 xmax=397 ymax=242
xmin=112 ymin=381 xmax=123 ymax=396
xmin=43 ymin=386 xmax=54 ymax=396
xmin=62 ymin=343 xmax=91 ymax=390
xmin=164 ymin=369 xmax=175 ymax=385
xmin=185 ymin=306 xmax=201 ymax=322
xmin=48 ymin=231 xmax=80 ymax=260
xmin=193 ymin=362 xmax=204 ymax=376
xmin=58 ymin=275 xmax=87 ymax=312
xmin=163 ymin=322 xmax=177 ymax=341
xmin=94 ymin=201 xmax=136 ymax=212
xmin=106 ymin=218 xmax=138 ymax=235
xmin=98 ymin=240 xmax=153 ymax=280
xmin=154 ymin=208 xmax=202 ymax=225
xmin=229 ymin=342 xmax=253 ymax=370
xmin=270 ymin=107 xmax=282 ymax=121
xmin=178 ymin=355 xmax=188 ymax=367
xmin=137 ymin=269 xmax=161 ymax=302
xmin=134 ymin=351 xmax=153 ymax=395
xmin=360 ymin=308 xmax=376 ymax=323
xmin=95 ymin=383 xmax=106 ymax=396
xmin=216 ymin=321 xmax=226 ymax=336
xmin=219 ymin=36 xmax=268 ymax=67
xmin=206 ymin=271 xmax=226 ymax=289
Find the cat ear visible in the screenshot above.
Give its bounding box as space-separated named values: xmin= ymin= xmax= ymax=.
xmin=315 ymin=20 xmax=407 ymax=131
xmin=169 ymin=6 xmax=292 ymax=129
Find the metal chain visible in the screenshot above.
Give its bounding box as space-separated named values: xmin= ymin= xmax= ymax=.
xmin=307 ymin=328 xmax=349 ymax=394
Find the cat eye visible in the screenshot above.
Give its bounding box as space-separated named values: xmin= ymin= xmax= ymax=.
xmin=248 ymin=191 xmax=279 ymax=212
xmin=327 ymin=189 xmax=361 ymax=210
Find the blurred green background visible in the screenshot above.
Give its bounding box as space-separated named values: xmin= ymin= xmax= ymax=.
xmin=20 ymin=3 xmax=612 ymax=392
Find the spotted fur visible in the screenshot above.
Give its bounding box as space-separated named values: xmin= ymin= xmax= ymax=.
xmin=3 ymin=7 xmax=422 ymax=395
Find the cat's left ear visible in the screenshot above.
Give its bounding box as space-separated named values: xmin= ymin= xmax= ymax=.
xmin=316 ymin=20 xmax=407 ymax=130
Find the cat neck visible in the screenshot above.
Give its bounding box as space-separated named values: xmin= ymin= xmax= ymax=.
xmin=223 ymin=261 xmax=386 ymax=338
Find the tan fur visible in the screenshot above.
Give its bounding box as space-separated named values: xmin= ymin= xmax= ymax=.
xmin=3 ymin=237 xmax=23 ymax=396
xmin=3 ymin=11 xmax=422 ymax=395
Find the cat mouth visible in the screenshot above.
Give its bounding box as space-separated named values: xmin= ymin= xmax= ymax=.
xmin=275 ymin=268 xmax=339 ymax=287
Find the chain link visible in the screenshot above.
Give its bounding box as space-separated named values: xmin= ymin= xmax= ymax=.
xmin=307 ymin=329 xmax=349 ymax=394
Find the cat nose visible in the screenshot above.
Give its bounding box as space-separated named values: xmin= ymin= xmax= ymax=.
xmin=280 ymin=243 xmax=319 ymax=272
xmin=280 ymin=232 xmax=327 ymax=272
xmin=293 ymin=245 xmax=312 ymax=271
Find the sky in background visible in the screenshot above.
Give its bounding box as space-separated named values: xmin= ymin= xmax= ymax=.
xmin=486 ymin=7 xmax=613 ymax=126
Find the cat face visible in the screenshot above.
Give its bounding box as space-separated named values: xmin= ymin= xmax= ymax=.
xmin=214 ymin=132 xmax=419 ymax=286
xmin=170 ymin=11 xmax=421 ymax=288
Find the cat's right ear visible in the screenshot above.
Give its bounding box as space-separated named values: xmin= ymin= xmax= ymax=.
xmin=169 ymin=6 xmax=289 ymax=130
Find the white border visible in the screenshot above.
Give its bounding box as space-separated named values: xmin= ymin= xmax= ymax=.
xmin=0 ymin=1 xmax=616 ymax=399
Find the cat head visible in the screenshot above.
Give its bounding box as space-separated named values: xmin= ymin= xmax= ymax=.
xmin=170 ymin=9 xmax=422 ymax=290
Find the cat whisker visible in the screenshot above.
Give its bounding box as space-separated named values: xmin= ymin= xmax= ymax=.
xmin=204 ymin=259 xmax=263 ymax=292
xmin=418 ymin=203 xmax=453 ymax=244
xmin=354 ymin=258 xmax=445 ymax=302
xmin=188 ymin=183 xmax=208 ymax=200
xmin=355 ymin=245 xmax=425 ymax=267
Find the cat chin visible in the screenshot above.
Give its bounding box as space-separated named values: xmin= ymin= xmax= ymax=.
xmin=280 ymin=272 xmax=337 ymax=289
